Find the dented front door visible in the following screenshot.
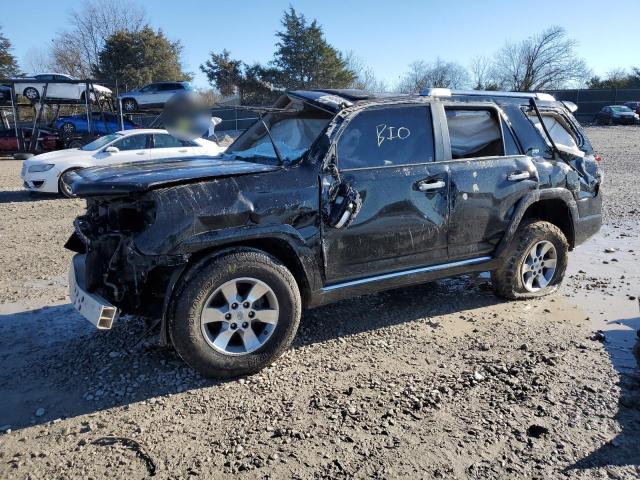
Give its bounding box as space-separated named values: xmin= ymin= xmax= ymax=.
xmin=321 ymin=104 xmax=450 ymax=284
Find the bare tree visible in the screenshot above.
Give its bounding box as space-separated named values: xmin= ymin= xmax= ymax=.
xmin=23 ymin=47 xmax=53 ymax=74
xmin=469 ymin=55 xmax=498 ymax=90
xmin=343 ymin=51 xmax=388 ymax=92
xmin=396 ymin=58 xmax=469 ymax=93
xmin=491 ymin=26 xmax=589 ymax=91
xmin=49 ymin=0 xmax=147 ymax=77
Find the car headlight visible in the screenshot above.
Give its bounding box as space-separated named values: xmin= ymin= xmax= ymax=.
xmin=28 ymin=163 xmax=55 ymax=173
xmin=635 ymin=114 xmax=639 ymax=120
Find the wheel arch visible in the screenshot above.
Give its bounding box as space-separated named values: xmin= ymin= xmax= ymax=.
xmin=495 ymin=188 xmax=578 ymax=259
xmin=158 ymin=235 xmax=319 ymax=346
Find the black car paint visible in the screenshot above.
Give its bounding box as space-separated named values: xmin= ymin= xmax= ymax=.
xmin=67 ymin=90 xmax=602 ymax=340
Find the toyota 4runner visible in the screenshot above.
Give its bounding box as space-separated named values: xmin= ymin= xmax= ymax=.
xmin=65 ymin=88 xmax=602 ymax=378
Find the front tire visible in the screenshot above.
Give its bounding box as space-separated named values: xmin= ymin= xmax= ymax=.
xmin=58 ymin=169 xmax=79 ymax=198
xmin=491 ymin=220 xmax=568 ymax=300
xmin=169 ymin=250 xmax=301 ymax=378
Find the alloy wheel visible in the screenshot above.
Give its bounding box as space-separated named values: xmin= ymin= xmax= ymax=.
xmin=25 ymin=88 xmax=39 ymax=100
xmin=521 ymin=240 xmax=557 ymax=292
xmin=200 ymin=277 xmax=279 ymax=355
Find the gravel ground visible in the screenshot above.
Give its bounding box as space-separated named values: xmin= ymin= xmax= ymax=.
xmin=0 ymin=126 xmax=639 ymax=479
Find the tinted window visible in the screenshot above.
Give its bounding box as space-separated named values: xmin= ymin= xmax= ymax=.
xmin=445 ymin=108 xmax=504 ymax=159
xmin=501 ymin=121 xmax=521 ymax=156
xmin=158 ymin=83 xmax=181 ymax=91
xmin=153 ymin=134 xmax=186 ymax=148
xmin=113 ymin=134 xmax=148 ymax=151
xmin=337 ymin=106 xmax=434 ymax=170
xmin=141 ymin=84 xmax=158 ymax=92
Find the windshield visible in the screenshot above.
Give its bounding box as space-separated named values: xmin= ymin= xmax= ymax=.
xmin=611 ymin=106 xmax=633 ymax=113
xmin=224 ymin=103 xmax=332 ymax=165
xmin=81 ymin=133 xmax=122 ymax=151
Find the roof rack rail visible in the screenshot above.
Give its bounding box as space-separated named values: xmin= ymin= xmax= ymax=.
xmin=419 ymin=88 xmax=452 ymax=97
xmin=419 ymin=88 xmax=556 ymax=102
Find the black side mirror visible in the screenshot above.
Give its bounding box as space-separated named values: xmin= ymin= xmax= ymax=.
xmin=326 ymin=182 xmax=362 ymax=229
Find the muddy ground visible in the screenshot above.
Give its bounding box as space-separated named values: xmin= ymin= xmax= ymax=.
xmin=0 ymin=126 xmax=639 ymax=479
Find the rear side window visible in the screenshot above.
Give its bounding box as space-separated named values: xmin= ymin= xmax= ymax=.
xmin=445 ymin=108 xmax=504 ymax=159
xmin=159 ymin=83 xmax=183 ymax=91
xmin=337 ymin=105 xmax=434 ymax=170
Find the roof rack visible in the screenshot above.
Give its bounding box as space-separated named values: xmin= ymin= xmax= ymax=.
xmin=420 ymin=88 xmax=556 ymax=102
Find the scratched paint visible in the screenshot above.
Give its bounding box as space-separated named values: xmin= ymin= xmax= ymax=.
xmin=66 ymin=89 xmax=602 ymax=334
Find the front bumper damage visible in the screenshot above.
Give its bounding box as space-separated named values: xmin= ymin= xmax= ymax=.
xmin=66 ymin=197 xmax=190 ymax=329
xmin=69 ymin=254 xmax=118 ymax=329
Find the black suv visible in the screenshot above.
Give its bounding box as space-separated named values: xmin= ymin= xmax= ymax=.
xmin=66 ymin=88 xmax=602 ymax=378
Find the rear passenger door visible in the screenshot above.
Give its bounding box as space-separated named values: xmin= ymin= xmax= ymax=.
xmin=322 ymin=104 xmax=451 ymax=284
xmin=156 ymin=83 xmax=181 ymax=104
xmin=438 ymin=104 xmax=537 ymax=259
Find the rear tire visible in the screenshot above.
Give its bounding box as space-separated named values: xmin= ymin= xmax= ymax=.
xmin=169 ymin=250 xmax=301 ymax=378
xmin=61 ymin=122 xmax=76 ymax=137
xmin=122 ymin=98 xmax=138 ymax=112
xmin=23 ymin=87 xmax=39 ymax=101
xmin=491 ymin=220 xmax=568 ymax=300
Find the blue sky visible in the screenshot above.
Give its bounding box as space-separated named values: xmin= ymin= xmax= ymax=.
xmin=3 ymin=0 xmax=638 ymax=89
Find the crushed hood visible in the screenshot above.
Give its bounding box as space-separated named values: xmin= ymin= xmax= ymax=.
xmin=68 ymin=156 xmax=281 ymax=197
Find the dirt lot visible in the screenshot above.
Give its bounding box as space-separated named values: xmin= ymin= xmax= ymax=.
xmin=0 ymin=126 xmax=639 ymax=479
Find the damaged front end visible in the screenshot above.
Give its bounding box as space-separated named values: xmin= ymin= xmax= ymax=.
xmin=66 ymin=195 xmax=189 ymax=324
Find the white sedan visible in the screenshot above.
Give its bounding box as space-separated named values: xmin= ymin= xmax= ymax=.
xmin=21 ymin=129 xmax=226 ymax=197
xmin=14 ymin=73 xmax=111 ymax=102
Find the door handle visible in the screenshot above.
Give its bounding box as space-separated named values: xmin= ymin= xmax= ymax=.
xmin=508 ymin=171 xmax=531 ymax=181
xmin=136 ymin=152 xmax=145 ymax=155
xmin=178 ymin=149 xmax=188 ymax=153
xmin=417 ymin=179 xmax=446 ymax=191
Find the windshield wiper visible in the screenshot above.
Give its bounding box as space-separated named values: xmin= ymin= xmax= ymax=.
xmin=258 ymin=113 xmax=284 ymax=165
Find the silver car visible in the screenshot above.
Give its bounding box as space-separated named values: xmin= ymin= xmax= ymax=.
xmin=118 ymin=81 xmax=193 ymax=112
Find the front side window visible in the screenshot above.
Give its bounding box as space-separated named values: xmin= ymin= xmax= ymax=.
xmin=113 ymin=134 xmax=148 ymax=151
xmin=225 ymin=101 xmax=332 ymax=165
xmin=337 ymin=105 xmax=434 ymax=170
xmin=82 ymin=133 xmax=122 ymax=151
xmin=445 ymin=108 xmax=504 ymax=159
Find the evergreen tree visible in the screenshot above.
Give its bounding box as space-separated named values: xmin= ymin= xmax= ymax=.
xmin=271 ymin=8 xmax=354 ymax=89
xmin=200 ymin=50 xmax=279 ymax=105
xmin=0 ymin=26 xmax=22 ymax=78
xmin=94 ymin=26 xmax=191 ymax=90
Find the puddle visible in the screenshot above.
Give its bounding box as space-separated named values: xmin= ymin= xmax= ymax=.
xmin=564 ymin=220 xmax=640 ymax=373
